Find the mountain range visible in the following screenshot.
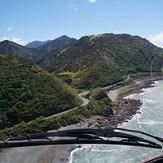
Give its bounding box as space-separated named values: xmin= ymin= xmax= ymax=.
xmin=1 ymin=33 xmax=163 ymax=90
xmin=0 ymin=35 xmax=76 ymax=62
xmin=38 ymin=34 xmax=163 ymax=89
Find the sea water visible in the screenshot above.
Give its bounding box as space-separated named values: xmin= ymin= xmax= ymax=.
xmin=69 ymin=80 xmax=163 ymax=163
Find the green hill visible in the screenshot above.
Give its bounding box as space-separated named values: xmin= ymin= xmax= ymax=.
xmin=39 ymin=33 xmax=163 ymax=89
xmin=0 ymin=40 xmax=42 ymax=62
xmin=37 ymin=35 xmax=77 ymax=53
xmin=0 ymin=54 xmax=82 ymax=129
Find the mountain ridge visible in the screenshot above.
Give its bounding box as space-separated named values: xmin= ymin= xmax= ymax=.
xmin=0 ymin=40 xmax=42 ymax=62
xmin=37 ymin=35 xmax=77 ymax=53
xmin=25 ymin=40 xmax=51 ymax=48
xmin=38 ymin=33 xmax=163 ymax=89
xmin=0 ymin=35 xmax=77 ymax=62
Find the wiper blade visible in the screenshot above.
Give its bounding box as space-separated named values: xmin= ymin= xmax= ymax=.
xmin=0 ymin=128 xmax=162 ymax=149
xmin=114 ymin=128 xmax=163 ymax=143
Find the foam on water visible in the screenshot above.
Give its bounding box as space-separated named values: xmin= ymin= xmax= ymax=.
xmin=123 ymin=93 xmax=137 ymax=99
xmin=139 ymin=120 xmax=163 ymax=125
xmin=69 ymin=80 xmax=163 ymax=163
xmin=142 ymin=98 xmax=158 ymax=104
xmin=68 ymin=146 xmax=84 ymax=163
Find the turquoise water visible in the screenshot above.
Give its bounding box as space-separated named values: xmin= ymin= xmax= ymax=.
xmin=69 ymin=80 xmax=163 ymax=163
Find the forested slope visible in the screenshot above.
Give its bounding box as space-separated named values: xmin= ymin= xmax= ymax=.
xmin=0 ymin=54 xmax=82 ymax=129
xmin=0 ymin=40 xmax=42 ymax=62
xmin=39 ymin=34 xmax=163 ymax=89
xmin=37 ymin=35 xmax=77 ymax=53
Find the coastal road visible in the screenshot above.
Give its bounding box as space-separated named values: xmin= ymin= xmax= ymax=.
xmin=45 ymin=91 xmax=90 ymax=119
xmin=78 ymin=91 xmax=90 ymax=106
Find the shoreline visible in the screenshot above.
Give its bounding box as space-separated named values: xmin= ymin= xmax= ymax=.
xmin=107 ymin=77 xmax=163 ymax=101
xmin=105 ymin=77 xmax=163 ymax=127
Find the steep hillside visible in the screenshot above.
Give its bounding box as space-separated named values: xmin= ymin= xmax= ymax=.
xmin=39 ymin=34 xmax=163 ymax=89
xmin=37 ymin=35 xmax=77 ymax=53
xmin=25 ymin=40 xmax=50 ymax=48
xmin=0 ymin=54 xmax=82 ymax=129
xmin=0 ymin=40 xmax=42 ymax=62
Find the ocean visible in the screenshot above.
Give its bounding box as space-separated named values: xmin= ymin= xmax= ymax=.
xmin=69 ymin=80 xmax=163 ymax=163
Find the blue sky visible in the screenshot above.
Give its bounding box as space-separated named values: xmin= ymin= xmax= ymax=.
xmin=1 ymin=0 xmax=163 ymax=48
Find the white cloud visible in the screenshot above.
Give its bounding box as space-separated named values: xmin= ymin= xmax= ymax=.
xmin=148 ymin=32 xmax=163 ymax=48
xmin=69 ymin=2 xmax=77 ymax=11
xmin=11 ymin=37 xmax=25 ymax=45
xmin=6 ymin=27 xmax=12 ymax=31
xmin=73 ymin=8 xmax=77 ymax=11
xmin=1 ymin=36 xmax=25 ymax=45
xmin=88 ymin=0 xmax=96 ymax=3
xmin=2 ymin=36 xmax=8 ymax=41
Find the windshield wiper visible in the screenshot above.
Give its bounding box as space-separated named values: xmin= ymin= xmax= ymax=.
xmin=0 ymin=128 xmax=162 ymax=149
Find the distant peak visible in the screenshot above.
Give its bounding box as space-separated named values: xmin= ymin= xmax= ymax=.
xmin=58 ymin=35 xmax=76 ymax=40
xmin=60 ymin=35 xmax=68 ymax=38
xmin=1 ymin=40 xmax=10 ymax=43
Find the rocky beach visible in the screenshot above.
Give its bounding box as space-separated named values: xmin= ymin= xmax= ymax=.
xmin=78 ymin=77 xmax=163 ymax=129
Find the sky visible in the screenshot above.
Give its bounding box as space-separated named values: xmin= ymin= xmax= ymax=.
xmin=1 ymin=0 xmax=163 ymax=48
